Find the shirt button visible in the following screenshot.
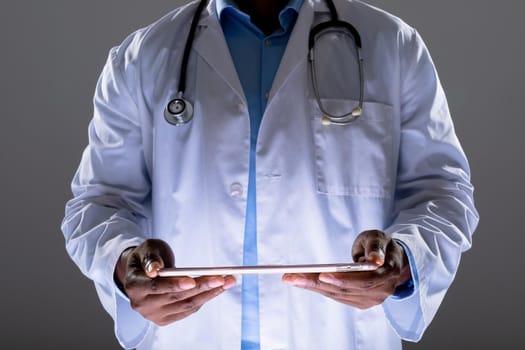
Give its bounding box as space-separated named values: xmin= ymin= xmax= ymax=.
xmin=265 ymin=39 xmax=272 ymax=46
xmin=229 ymin=182 xmax=244 ymax=198
xmin=264 ymin=91 xmax=270 ymax=99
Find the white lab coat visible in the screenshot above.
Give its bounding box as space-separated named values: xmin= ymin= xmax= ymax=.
xmin=62 ymin=0 xmax=479 ymax=349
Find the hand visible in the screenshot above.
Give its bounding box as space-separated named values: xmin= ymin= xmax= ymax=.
xmin=282 ymin=230 xmax=411 ymax=309
xmin=114 ymin=239 xmax=236 ymax=326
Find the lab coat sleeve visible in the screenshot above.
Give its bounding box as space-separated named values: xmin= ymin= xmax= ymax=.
xmin=381 ymin=28 xmax=479 ymax=341
xmin=61 ymin=38 xmax=152 ymax=349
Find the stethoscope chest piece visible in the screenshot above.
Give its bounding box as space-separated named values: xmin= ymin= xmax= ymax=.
xmin=164 ymin=96 xmax=194 ymax=126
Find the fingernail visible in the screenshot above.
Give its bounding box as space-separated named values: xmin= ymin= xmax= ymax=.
xmin=145 ymin=261 xmax=161 ymax=274
xmin=208 ymin=278 xmax=225 ymax=289
xmin=283 ymin=276 xmax=308 ymax=287
xmin=179 ymin=278 xmax=196 ymax=290
xmin=369 ymin=251 xmax=385 ymax=265
xmin=319 ymin=273 xmax=341 ymax=286
xmin=222 ymin=277 xmax=237 ymax=290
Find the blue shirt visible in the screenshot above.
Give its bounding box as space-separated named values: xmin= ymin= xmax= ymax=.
xmin=216 ymin=1 xmax=303 ymax=349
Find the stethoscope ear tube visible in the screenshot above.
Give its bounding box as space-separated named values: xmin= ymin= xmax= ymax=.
xmin=178 ymin=0 xmax=208 ymax=95
xmin=308 ymin=20 xmax=362 ymax=51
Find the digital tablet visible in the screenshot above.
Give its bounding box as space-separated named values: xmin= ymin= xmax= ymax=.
xmin=157 ymin=262 xmax=378 ymax=277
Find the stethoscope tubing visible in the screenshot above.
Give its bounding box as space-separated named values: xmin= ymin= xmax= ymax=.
xmin=165 ymin=0 xmax=365 ymax=126
xmin=308 ymin=24 xmax=364 ymax=125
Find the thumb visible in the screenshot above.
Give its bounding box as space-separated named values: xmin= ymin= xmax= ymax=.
xmin=364 ymin=240 xmax=386 ymax=266
xmin=143 ymin=255 xmax=164 ymax=278
xmin=138 ymin=239 xmax=175 ymax=278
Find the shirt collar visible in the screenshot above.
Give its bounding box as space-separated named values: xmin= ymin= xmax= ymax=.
xmin=216 ymin=0 xmax=304 ymax=32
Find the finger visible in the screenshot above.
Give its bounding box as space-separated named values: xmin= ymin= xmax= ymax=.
xmin=159 ymin=275 xmax=232 ymax=298
xmin=318 ymin=271 xmax=383 ymax=290
xmin=188 ymin=275 xmax=237 ymax=293
xmin=301 ymin=277 xmax=395 ymax=308
xmin=319 ymin=291 xmax=388 ymax=310
xmin=301 ymin=283 xmax=356 ymax=300
xmin=282 ymin=272 xmax=391 ymax=309
xmin=128 ymin=277 xmax=213 ymax=315
xmin=141 ymin=252 xmax=167 ymax=279
xmin=285 ymin=275 xmax=368 ymax=303
xmin=137 ymin=239 xmax=175 ymax=278
xmin=133 ymin=285 xmax=221 ymax=327
xmin=127 ymin=275 xmax=197 ymax=297
xmin=351 ymin=230 xmax=389 ymax=265
xmin=364 ymin=232 xmax=387 ymax=266
xmin=144 ymin=260 xmax=163 ymax=278
xmin=351 ymin=233 xmax=367 ymax=263
xmin=168 ymin=283 xmax=226 ymax=310
xmin=132 ymin=273 xmax=235 ymax=301
xmin=365 ymin=250 xmax=385 ymax=266
xmin=138 ymin=275 xmax=235 ymax=314
xmin=385 ymin=240 xmax=406 ymax=270
xmin=222 ymin=275 xmax=237 ymax=290
xmin=282 ymin=273 xmax=321 ymax=288
xmin=160 ymin=285 xmax=228 ymax=323
xmin=351 ymin=247 xmax=363 ymax=263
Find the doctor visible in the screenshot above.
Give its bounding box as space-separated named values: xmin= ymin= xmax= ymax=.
xmin=62 ymin=0 xmax=478 ymax=349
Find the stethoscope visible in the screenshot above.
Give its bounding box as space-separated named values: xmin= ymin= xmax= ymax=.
xmin=165 ymin=0 xmax=364 ymax=126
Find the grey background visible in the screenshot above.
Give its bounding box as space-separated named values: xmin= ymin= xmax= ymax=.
xmin=1 ymin=0 xmax=523 ymax=349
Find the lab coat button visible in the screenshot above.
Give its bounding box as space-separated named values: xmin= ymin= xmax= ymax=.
xmin=237 ymin=103 xmax=246 ymax=112
xmin=229 ymin=183 xmax=244 ymax=198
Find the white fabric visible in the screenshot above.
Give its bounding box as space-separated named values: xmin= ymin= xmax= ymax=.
xmin=61 ymin=0 xmax=479 ymax=349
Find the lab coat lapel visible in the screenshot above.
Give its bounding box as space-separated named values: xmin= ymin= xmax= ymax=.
xmin=193 ymin=4 xmax=246 ymax=103
xmin=268 ymin=1 xmax=315 ymax=102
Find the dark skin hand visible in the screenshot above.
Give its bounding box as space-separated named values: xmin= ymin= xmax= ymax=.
xmin=114 ymin=239 xmax=236 ymax=326
xmin=282 ymin=230 xmax=412 ymax=309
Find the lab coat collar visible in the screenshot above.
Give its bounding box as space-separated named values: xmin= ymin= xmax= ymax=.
xmin=192 ymin=0 xmax=331 ymax=105
xmin=267 ymin=0 xmax=352 ymax=104
xmin=193 ymin=1 xmax=246 ymax=103
xmin=268 ymin=1 xmax=315 ymax=103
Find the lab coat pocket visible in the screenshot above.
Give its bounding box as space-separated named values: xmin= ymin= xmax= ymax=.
xmin=310 ymin=99 xmax=394 ymax=197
